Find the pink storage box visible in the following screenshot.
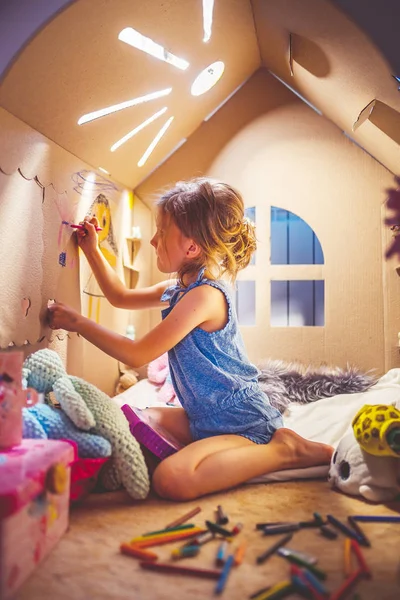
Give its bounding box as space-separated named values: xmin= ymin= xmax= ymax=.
xmin=0 ymin=439 xmax=74 ymax=600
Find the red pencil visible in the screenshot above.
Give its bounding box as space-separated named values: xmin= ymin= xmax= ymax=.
xmin=330 ymin=569 xmax=364 ymax=600
xmin=140 ymin=561 xmax=221 ymax=579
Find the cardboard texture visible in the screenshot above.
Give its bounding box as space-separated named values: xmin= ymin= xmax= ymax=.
xmin=1 ymin=4 xmax=400 ymax=599
xmin=0 ymin=0 xmax=400 ymax=385
xmin=0 ymin=107 xmax=153 ymax=394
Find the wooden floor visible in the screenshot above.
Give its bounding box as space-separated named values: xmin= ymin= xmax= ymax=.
xmin=16 ymin=480 xmax=400 ymax=600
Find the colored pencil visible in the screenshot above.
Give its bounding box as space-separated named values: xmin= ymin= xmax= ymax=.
xmin=231 ymin=522 xmax=243 ymax=535
xmin=256 ymin=533 xmax=293 ymax=565
xmin=249 ymin=585 xmax=271 ymax=599
xmin=215 ymin=540 xmax=228 ymax=566
xmin=233 ymin=541 xmax=247 ymax=566
xmin=347 ymin=516 xmax=370 ymax=547
xmin=320 ymin=525 xmax=338 ymax=540
xmin=206 ymin=520 xmax=232 ymax=537
xmin=120 ymin=543 xmax=158 ymax=561
xmin=277 ymin=546 xmax=317 ymax=566
xmin=263 ymin=523 xmax=300 ymax=535
xmin=131 ymin=524 xmax=195 ymax=542
xmin=280 ymin=553 xmax=327 ymax=580
xmin=255 ymin=522 xmax=290 ymax=530
xmin=352 ymin=515 xmax=400 ymax=523
xmin=139 ymin=561 xmax=221 ymax=579
xmin=135 ymin=528 xmax=206 ymax=548
xmin=290 ymin=565 xmax=327 ymax=600
xmin=256 ymin=581 xmax=294 ymax=600
xmin=327 ymin=515 xmax=363 ymax=543
xmin=330 ymin=569 xmax=364 ymax=600
xmin=216 ymin=505 xmax=229 ymax=525
xmin=343 ymin=538 xmax=352 ymax=577
xmin=182 ymin=530 xmax=214 ymax=546
xmin=215 ymin=554 xmax=235 ymax=594
xmin=164 ymin=506 xmax=201 ymax=528
xmin=350 ymin=539 xmax=371 ymax=578
xmin=301 ymin=567 xmax=330 ymax=598
xmin=171 ymin=545 xmax=200 ymax=560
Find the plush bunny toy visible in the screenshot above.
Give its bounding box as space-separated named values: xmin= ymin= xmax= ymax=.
xmin=22 ymin=349 xmax=150 ymax=500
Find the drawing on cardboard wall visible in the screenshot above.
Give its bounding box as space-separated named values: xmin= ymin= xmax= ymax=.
xmin=82 ymin=193 xmax=119 ymax=322
xmin=0 ymin=166 xmax=79 ymax=348
xmin=71 ymin=170 xmax=118 ymax=196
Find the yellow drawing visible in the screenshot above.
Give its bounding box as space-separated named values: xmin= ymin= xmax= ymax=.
xmin=83 ymin=194 xmax=118 ymax=322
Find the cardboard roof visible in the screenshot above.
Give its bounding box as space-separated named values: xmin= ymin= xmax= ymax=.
xmin=0 ymin=0 xmax=399 ymax=193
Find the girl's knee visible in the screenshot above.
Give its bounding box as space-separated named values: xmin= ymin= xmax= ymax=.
xmin=152 ymin=461 xmax=198 ymax=501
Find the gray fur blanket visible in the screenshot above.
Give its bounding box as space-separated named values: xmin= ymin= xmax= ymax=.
xmin=257 ymin=359 xmax=377 ymax=414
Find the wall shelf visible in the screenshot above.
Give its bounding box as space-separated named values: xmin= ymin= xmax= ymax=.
xmin=123 ymin=237 xmax=141 ymax=271
xmin=123 ymin=237 xmax=141 ymax=288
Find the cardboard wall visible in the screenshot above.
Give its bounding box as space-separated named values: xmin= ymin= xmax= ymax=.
xmin=0 ymin=106 xmax=153 ymax=394
xmin=137 ymin=69 xmax=398 ymax=374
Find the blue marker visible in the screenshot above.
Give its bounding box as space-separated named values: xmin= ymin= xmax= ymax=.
xmin=352 ymin=515 xmax=400 ymax=523
xmin=215 ymin=554 xmax=234 ymax=595
xmin=215 ymin=541 xmax=228 ymax=567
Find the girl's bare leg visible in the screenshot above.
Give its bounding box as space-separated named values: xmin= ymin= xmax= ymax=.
xmin=144 ymin=407 xmax=192 ymax=445
xmin=152 ymin=428 xmax=334 ymax=501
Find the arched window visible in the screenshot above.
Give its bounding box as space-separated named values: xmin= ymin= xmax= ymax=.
xmin=235 ymin=206 xmax=256 ymax=325
xmin=270 ymin=207 xmax=325 ymax=326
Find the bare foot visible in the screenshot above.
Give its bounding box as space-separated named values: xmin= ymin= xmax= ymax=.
xmin=273 ymin=428 xmax=334 ymax=470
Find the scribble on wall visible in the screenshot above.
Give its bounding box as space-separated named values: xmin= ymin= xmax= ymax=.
xmin=72 ymin=170 xmax=118 ymax=196
xmin=82 ymin=193 xmax=119 ymax=322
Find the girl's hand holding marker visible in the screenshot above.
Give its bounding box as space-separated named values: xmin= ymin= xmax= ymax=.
xmin=72 ymin=217 xmax=101 ymax=254
xmin=70 ymin=223 xmax=102 ymax=232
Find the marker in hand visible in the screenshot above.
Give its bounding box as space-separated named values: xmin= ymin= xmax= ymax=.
xmin=70 ymin=223 xmax=102 ymax=232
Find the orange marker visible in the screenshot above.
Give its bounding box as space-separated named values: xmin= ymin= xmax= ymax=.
xmin=120 ymin=543 xmax=158 ymax=562
xmin=233 ymin=541 xmax=247 ymax=566
xmin=344 ymin=538 xmax=352 ymax=576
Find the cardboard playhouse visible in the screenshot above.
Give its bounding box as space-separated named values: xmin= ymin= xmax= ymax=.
xmin=1 ymin=2 xmax=400 ymax=598
xmin=0 ymin=1 xmax=399 ymax=400
xmin=0 ymin=0 xmax=400 ymax=394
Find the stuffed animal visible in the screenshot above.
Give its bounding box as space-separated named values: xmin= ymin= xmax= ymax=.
xmin=23 ymin=403 xmax=112 ymax=458
xmin=329 ymin=399 xmax=400 ymax=502
xmin=115 ymin=362 xmax=138 ymax=396
xmin=22 ymin=349 xmax=150 ymax=500
xmin=352 ymin=403 xmax=400 ymax=457
xmin=328 ymin=428 xmax=400 ymax=502
xmin=147 ymin=352 xmax=178 ymax=405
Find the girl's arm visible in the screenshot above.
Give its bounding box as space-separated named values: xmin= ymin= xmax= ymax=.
xmin=78 ymin=218 xmax=174 ymax=309
xmin=85 ymin=247 xmax=173 ymax=309
xmin=48 ymin=284 xmax=219 ymax=368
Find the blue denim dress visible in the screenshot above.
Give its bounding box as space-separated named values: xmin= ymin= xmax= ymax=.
xmin=160 ymin=270 xmax=283 ymax=444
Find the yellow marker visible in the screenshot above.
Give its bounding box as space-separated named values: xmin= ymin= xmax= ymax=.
xmin=344 ymin=537 xmax=352 ymax=576
xmin=131 ymin=526 xmax=204 ymax=543
xmin=253 ymin=580 xmax=292 ymax=600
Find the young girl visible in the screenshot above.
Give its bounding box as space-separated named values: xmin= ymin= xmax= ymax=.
xmin=48 ymin=178 xmax=333 ymax=501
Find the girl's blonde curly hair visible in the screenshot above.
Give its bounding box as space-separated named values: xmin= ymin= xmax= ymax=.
xmin=156 ymin=178 xmax=256 ymax=284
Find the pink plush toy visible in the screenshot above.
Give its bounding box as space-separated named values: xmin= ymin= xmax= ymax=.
xmin=147 ymin=353 xmax=178 ymax=406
